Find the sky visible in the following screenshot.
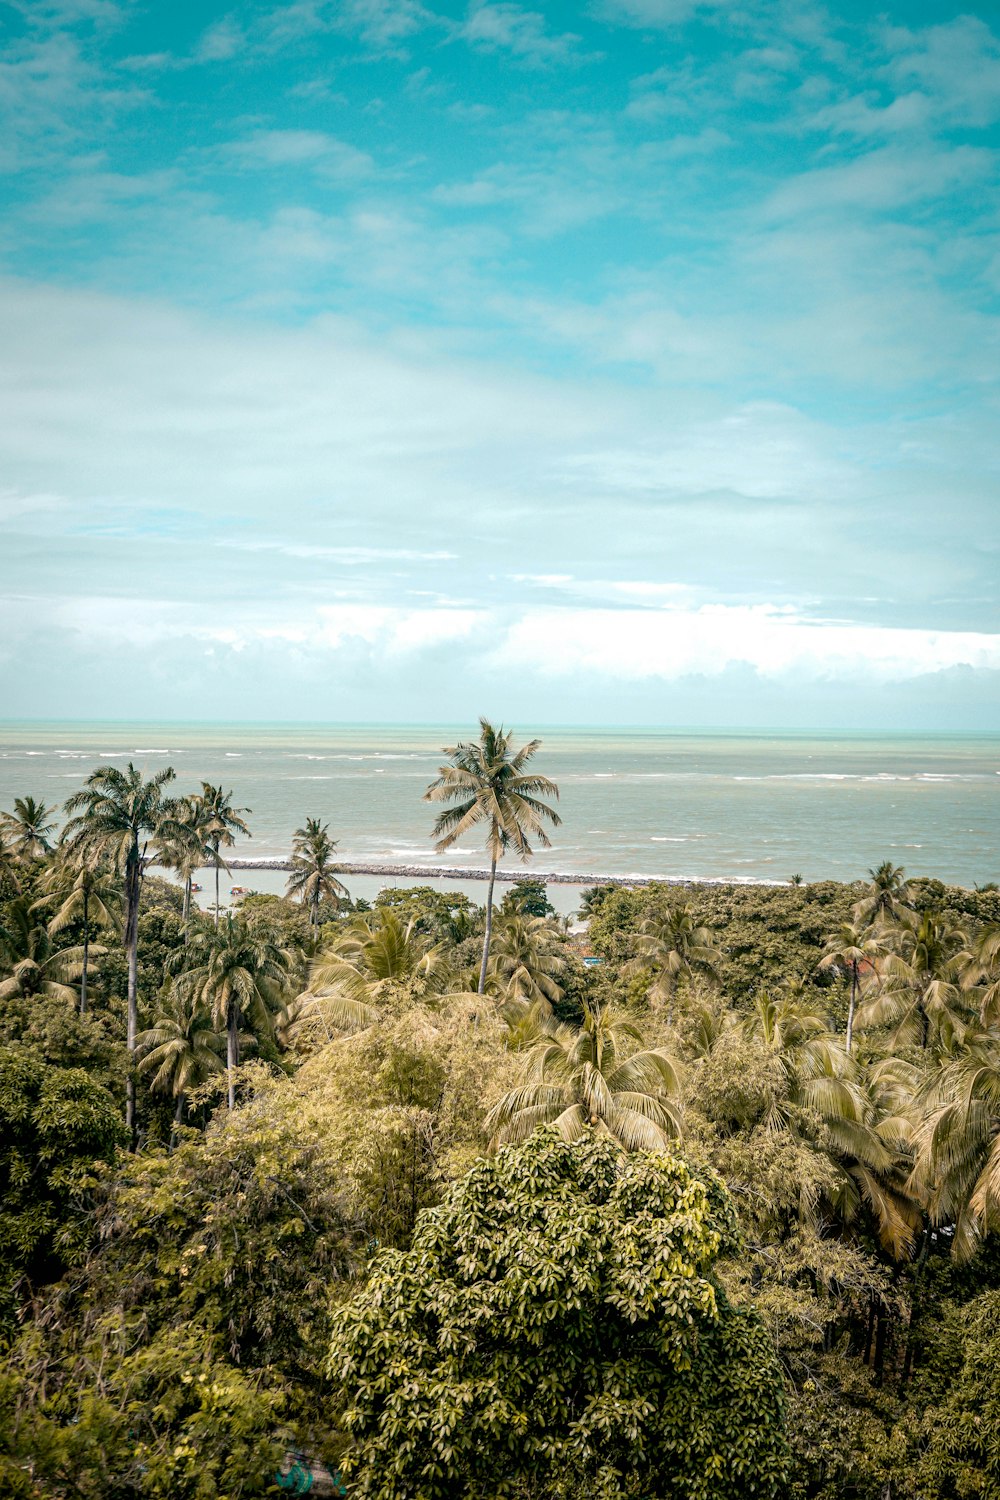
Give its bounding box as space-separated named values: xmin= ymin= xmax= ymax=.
xmin=0 ymin=0 xmax=998 ymax=728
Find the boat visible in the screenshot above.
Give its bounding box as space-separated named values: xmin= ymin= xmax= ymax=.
xmin=190 ymin=882 xmax=203 ymax=893
xmin=230 ymin=885 xmax=250 ymax=897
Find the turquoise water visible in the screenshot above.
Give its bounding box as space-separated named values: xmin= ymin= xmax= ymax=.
xmin=0 ymin=723 xmax=997 ymax=889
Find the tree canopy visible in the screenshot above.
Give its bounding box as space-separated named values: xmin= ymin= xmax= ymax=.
xmin=329 ymin=1129 xmax=788 ymax=1500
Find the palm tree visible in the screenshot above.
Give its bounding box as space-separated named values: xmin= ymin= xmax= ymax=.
xmin=485 ymin=1003 xmax=682 ymax=1151
xmin=286 ymin=817 xmax=349 ymax=939
xmin=177 ymin=913 xmax=291 ymax=1109
xmin=199 ymin=783 xmax=251 ymax=927
xmin=0 ymin=895 xmax=92 ymax=1005
xmin=424 ymin=719 xmax=560 ymax=995
xmin=0 ymin=829 xmax=21 ymax=893
xmin=0 ymin=795 xmax=57 ymax=862
xmin=910 ymin=1036 xmax=1000 ymax=1260
xmin=632 ymin=903 xmax=720 ymax=1017
xmin=37 ymin=857 xmax=121 ymax=1014
xmin=63 ymin=763 xmax=180 ymax=1143
xmin=159 ymin=792 xmax=213 ymax=924
xmin=487 ymin=911 xmax=566 ymax=1007
xmin=856 ymin=910 xmax=973 ymax=1052
xmin=295 ymin=909 xmax=446 ymax=1036
xmin=962 ymin=923 xmax=1000 ymax=1026
xmin=854 ymin=861 xmax=912 ymax=929
xmin=818 ymin=920 xmax=886 ymax=1055
xmin=136 ymin=987 xmax=225 ymax=1144
xmin=745 ymin=987 xmax=918 ymax=1256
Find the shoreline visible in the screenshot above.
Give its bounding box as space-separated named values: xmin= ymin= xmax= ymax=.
xmin=203 ymin=857 xmax=790 ymax=889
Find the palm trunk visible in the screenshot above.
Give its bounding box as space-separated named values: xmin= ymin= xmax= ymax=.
xmin=478 ymin=857 xmax=497 ymax=995
xmin=183 ymin=874 xmax=191 ymax=923
xmin=227 ymin=1009 xmax=238 ymax=1110
xmin=873 ymin=1297 xmax=889 ymax=1384
xmin=170 ymin=1091 xmax=185 ymax=1150
xmin=80 ymin=887 xmax=89 ymax=1016
xmin=214 ymin=845 xmax=221 ymax=929
xmin=846 ymin=960 xmax=858 ymax=1055
xmin=125 ymin=860 xmax=141 ymax=1149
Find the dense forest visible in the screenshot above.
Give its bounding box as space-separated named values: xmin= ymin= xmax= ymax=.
xmin=2 ymin=745 xmax=1000 ymax=1498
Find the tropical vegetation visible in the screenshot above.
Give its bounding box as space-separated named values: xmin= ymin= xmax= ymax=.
xmin=1 ymin=743 xmax=1000 ymax=1497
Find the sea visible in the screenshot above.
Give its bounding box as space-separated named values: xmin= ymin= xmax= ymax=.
xmin=1 ymin=723 xmax=997 ymax=917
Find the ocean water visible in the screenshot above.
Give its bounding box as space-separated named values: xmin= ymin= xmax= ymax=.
xmin=0 ymin=724 xmax=997 ymax=902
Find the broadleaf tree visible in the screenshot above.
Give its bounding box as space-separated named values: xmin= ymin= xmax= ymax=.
xmin=328 ymin=1129 xmax=789 ymax=1500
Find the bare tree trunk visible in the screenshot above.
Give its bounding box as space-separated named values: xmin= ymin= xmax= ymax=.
xmin=478 ymin=858 xmax=497 ymax=995
xmin=80 ymin=887 xmax=89 ymax=1016
xmin=125 ymin=861 xmax=141 ymax=1149
xmin=846 ymin=960 xmax=858 ymax=1054
xmin=227 ymin=1009 xmax=238 ymax=1110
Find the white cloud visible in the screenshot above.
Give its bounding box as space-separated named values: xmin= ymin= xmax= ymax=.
xmin=328 ymin=0 xmax=436 ymax=47
xmin=887 ymin=16 xmax=1000 ymax=129
xmin=805 ymin=91 xmax=931 ymax=138
xmin=762 ymin=143 xmax=995 ymax=220
xmin=458 ymin=3 xmax=587 ymax=65
xmin=0 ymin=279 xmax=997 ymax=722
xmin=0 ymin=33 xmax=145 ymax=171
xmin=10 ymin=591 xmax=997 ymax=690
xmin=496 ymin=606 xmax=1000 ymax=682
xmin=194 ymin=18 xmax=246 ymax=63
xmin=222 ymin=129 xmax=373 ymax=177
xmin=221 ymin=540 xmax=457 ymax=563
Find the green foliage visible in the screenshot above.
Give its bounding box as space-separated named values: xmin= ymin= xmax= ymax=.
xmin=0 ymin=1071 xmax=360 ymax=1495
xmin=329 ymin=1130 xmax=789 ymax=1499
xmin=499 ymin=877 xmax=554 ymax=917
xmin=0 ymin=1046 xmax=126 ymax=1320
xmin=375 ymin=885 xmax=478 ymax=943
xmin=297 ymin=993 xmax=516 ymax=1246
xmin=894 ymin=1288 xmax=1000 ymax=1498
xmin=8 ymin=819 xmax=1000 ymax=1499
xmin=588 ymin=881 xmax=856 ymax=1003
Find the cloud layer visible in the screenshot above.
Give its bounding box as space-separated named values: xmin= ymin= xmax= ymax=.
xmin=0 ymin=1 xmax=998 ymax=726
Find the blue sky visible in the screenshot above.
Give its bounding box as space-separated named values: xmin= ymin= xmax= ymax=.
xmin=0 ymin=0 xmax=998 ymax=727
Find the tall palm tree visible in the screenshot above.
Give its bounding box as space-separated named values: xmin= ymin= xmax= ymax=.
xmin=159 ymin=792 xmax=214 ymax=924
xmin=177 ymin=913 xmax=291 ymax=1109
xmin=0 ymin=895 xmax=90 ymax=1005
xmin=136 ymin=987 xmax=225 ymax=1144
xmin=487 ymin=911 xmax=566 ymax=1007
xmin=0 ymin=795 xmax=57 ymax=862
xmin=856 ymin=910 xmax=972 ymax=1052
xmin=485 ymin=1003 xmax=682 ymax=1151
xmin=424 ymin=719 xmax=560 ymax=995
xmin=199 ymin=783 xmax=251 ymax=928
xmin=286 ymin=817 xmax=349 ymax=939
xmin=854 ymin=861 xmax=912 ymax=929
xmin=818 ymin=920 xmax=887 ymax=1055
xmin=632 ymin=903 xmax=720 ymax=1017
xmin=37 ymin=857 xmax=121 ymax=1014
xmin=63 ymin=763 xmax=179 ymax=1143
